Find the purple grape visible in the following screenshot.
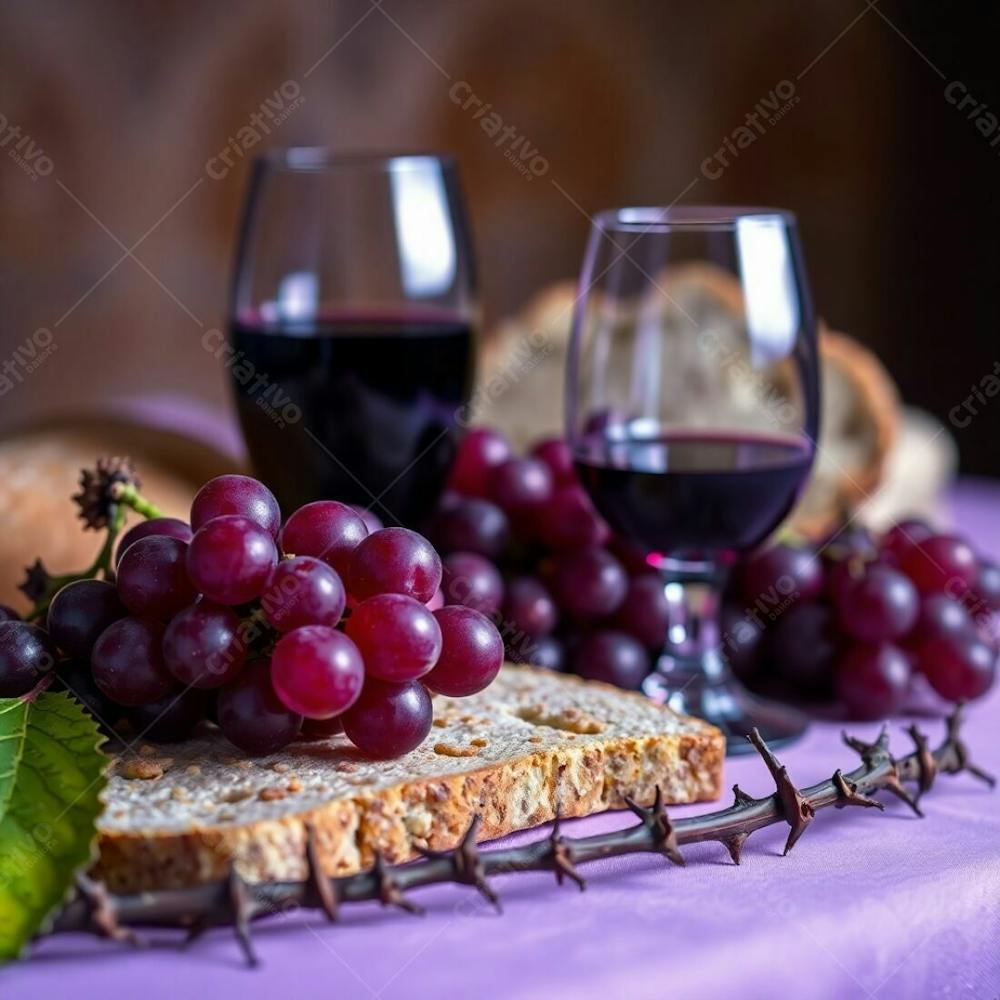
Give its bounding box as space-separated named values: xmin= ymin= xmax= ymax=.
xmin=489 ymin=457 xmax=553 ymax=523
xmin=739 ymin=542 xmax=823 ymax=608
xmin=278 ymin=501 xmax=368 ymax=578
xmin=720 ymin=604 xmax=766 ymax=679
xmin=129 ymin=688 xmax=209 ymax=743
xmin=507 ymin=634 xmax=565 ymax=671
xmin=426 ymin=497 xmax=510 ymax=559
xmin=972 ymin=560 xmax=1000 ymax=612
xmin=0 ymin=604 xmax=21 ymax=623
xmin=117 ymin=536 xmax=197 ymax=620
xmin=346 ymin=594 xmax=442 ymax=683
xmin=834 ymin=563 xmax=919 ymax=643
xmin=162 ymin=602 xmax=247 ymax=689
xmin=347 ymin=527 xmax=442 ymax=603
xmin=0 ymin=621 xmax=58 ymax=697
xmin=501 ymin=576 xmax=558 ymax=639
xmin=535 ymin=485 xmax=610 ymax=551
xmin=217 ymin=661 xmax=302 ymax=755
xmin=906 ymin=593 xmax=976 ymax=648
xmin=261 ymin=556 xmax=346 ymax=632
xmin=880 ymin=519 xmax=933 ymax=564
xmin=351 ymin=505 xmax=384 ymax=535
xmin=115 ymin=517 xmax=193 ymax=566
xmin=917 ymin=631 xmax=996 ymax=701
xmin=899 ymin=534 xmax=978 ymax=595
xmin=424 ymin=606 xmax=504 ymax=697
xmin=448 ymin=428 xmax=513 ymax=497
xmin=769 ymin=603 xmax=838 ymax=694
xmin=613 ymin=573 xmax=670 ymax=648
xmin=550 ymin=548 xmax=627 ymax=619
xmin=530 ymin=437 xmax=576 ymax=486
xmin=271 ymin=626 xmax=365 ymax=718
xmin=821 ymin=525 xmax=879 ymax=565
xmin=342 ymin=678 xmax=433 ymax=758
xmin=56 ymin=659 xmax=124 ymax=732
xmin=191 ymin=474 xmax=281 ymax=538
xmin=441 ymin=552 xmax=504 ymax=614
xmin=91 ymin=618 xmax=175 ymax=706
xmin=834 ymin=642 xmax=912 ymax=720
xmin=573 ymin=631 xmax=649 ymax=690
xmin=47 ymin=579 xmax=125 ymax=659
xmin=186 ymin=515 xmax=278 ymax=605
xmin=301 ymin=715 xmax=344 ymax=739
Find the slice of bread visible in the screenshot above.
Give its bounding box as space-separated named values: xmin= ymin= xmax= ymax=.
xmin=95 ymin=666 xmax=724 ymax=891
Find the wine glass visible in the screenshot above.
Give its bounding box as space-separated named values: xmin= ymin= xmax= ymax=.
xmin=566 ymin=206 xmax=819 ymax=752
xmin=228 ymin=150 xmax=478 ymax=526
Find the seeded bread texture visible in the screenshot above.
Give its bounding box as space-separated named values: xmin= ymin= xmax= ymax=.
xmin=95 ymin=666 xmax=724 ymax=891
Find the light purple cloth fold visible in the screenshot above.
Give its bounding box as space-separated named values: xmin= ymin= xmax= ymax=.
xmin=7 ymin=482 xmax=1000 ymax=999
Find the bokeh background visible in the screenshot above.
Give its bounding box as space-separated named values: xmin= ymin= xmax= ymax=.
xmin=0 ymin=2 xmax=997 ymax=469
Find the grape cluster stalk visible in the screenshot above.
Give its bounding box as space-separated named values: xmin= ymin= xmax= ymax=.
xmin=46 ymin=705 xmax=994 ymax=967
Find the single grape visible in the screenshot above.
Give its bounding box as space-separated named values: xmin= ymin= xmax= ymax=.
xmin=880 ymin=519 xmax=933 ymax=565
xmin=217 ymin=661 xmax=302 ymax=755
xmin=278 ymin=500 xmax=368 ymax=578
xmin=191 ymin=474 xmax=281 ymax=538
xmin=115 ymin=517 xmax=193 ymax=566
xmin=573 ymin=631 xmax=649 ymax=690
xmin=186 ymin=515 xmax=278 ymax=605
xmin=117 ymin=536 xmax=197 ymax=620
xmin=56 ymin=659 xmax=124 ymax=733
xmin=501 ymin=576 xmax=558 ymax=639
xmin=351 ymin=505 xmax=384 ymax=535
xmin=613 ymin=574 xmax=670 ymax=649
xmin=535 ymin=485 xmax=610 ymax=551
xmin=833 ymin=563 xmax=919 ymax=643
xmin=550 ymin=548 xmax=627 ymax=619
xmin=0 ymin=604 xmax=21 ymax=623
xmin=301 ymin=715 xmax=344 ymax=739
xmin=821 ymin=526 xmax=879 ymax=566
xmin=507 ymin=634 xmax=565 ymax=671
xmin=906 ymin=593 xmax=976 ymax=649
xmin=769 ymin=603 xmax=838 ymax=695
xmin=0 ymin=621 xmax=58 ymax=697
xmin=720 ymin=604 xmax=766 ymax=680
xmin=426 ymin=496 xmax=510 ymax=559
xmin=129 ymin=688 xmax=209 ymax=743
xmin=448 ymin=427 xmax=513 ymax=497
xmin=426 ymin=588 xmax=445 ymax=611
xmin=343 ymin=678 xmax=433 ymax=758
xmin=271 ymin=626 xmax=365 ymax=718
xmin=739 ymin=543 xmax=823 ymax=608
xmin=47 ymin=579 xmax=126 ymax=659
xmin=91 ymin=617 xmax=175 ymax=706
xmin=489 ymin=457 xmax=553 ymax=523
xmin=348 ymin=527 xmax=442 ymax=604
xmin=834 ymin=643 xmax=911 ymax=720
xmin=162 ymin=602 xmax=247 ymax=689
xmin=899 ymin=534 xmax=978 ymax=595
xmin=346 ymin=594 xmax=442 ymax=682
xmin=917 ymin=631 xmax=996 ymax=701
xmin=530 ymin=437 xmax=576 ymax=486
xmin=440 ymin=552 xmax=504 ymax=614
xmin=262 ymin=556 xmax=346 ymax=632
xmin=972 ymin=560 xmax=1000 ymax=613
xmin=424 ymin=606 xmax=504 ymax=697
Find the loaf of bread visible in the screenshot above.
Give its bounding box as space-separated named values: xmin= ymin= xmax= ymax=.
xmin=95 ymin=666 xmax=724 ymax=891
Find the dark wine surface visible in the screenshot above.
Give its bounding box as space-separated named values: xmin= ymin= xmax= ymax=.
xmin=230 ymin=314 xmax=474 ymax=525
xmin=575 ymin=432 xmax=813 ymax=557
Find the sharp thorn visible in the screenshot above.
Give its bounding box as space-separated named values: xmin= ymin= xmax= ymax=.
xmin=724 ymin=832 xmax=749 ymax=865
xmin=884 ymin=776 xmax=923 ymax=817
xmin=228 ymin=866 xmax=259 ymax=968
xmin=622 ymin=794 xmax=647 ymax=821
xmin=966 ymin=762 xmax=997 ymax=788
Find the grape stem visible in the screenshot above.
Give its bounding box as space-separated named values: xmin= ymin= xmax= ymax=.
xmin=45 ymin=704 xmax=994 ymax=966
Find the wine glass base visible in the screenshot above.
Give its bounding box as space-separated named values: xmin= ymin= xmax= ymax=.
xmin=642 ymin=671 xmax=809 ymax=755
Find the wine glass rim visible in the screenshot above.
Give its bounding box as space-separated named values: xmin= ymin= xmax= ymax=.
xmin=593 ymin=205 xmax=796 ymax=231
xmin=256 ymin=147 xmax=457 ymax=173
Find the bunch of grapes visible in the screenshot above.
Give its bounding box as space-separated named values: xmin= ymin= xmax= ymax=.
xmin=427 ymin=428 xmax=665 ymax=690
xmin=0 ymin=475 xmax=504 ymax=758
xmin=727 ymin=522 xmax=999 ymax=719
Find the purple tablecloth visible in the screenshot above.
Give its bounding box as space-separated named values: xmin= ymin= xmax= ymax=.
xmin=7 ymin=482 xmax=1000 ymax=999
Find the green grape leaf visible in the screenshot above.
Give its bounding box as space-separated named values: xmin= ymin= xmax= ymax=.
xmin=0 ymin=690 xmax=108 ymax=961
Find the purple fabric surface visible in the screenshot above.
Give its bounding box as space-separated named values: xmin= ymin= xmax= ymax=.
xmin=7 ymin=483 xmax=1000 ymax=999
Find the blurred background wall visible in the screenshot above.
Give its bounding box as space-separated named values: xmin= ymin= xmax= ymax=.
xmin=0 ymin=1 xmax=997 ymax=470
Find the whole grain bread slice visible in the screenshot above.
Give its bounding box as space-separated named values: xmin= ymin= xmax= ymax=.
xmin=95 ymin=666 xmax=724 ymax=892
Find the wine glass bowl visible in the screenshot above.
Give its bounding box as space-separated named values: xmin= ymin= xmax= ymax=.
xmin=566 ymin=206 xmax=819 ymax=752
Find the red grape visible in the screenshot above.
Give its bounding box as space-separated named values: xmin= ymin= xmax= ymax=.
xmin=186 ymin=515 xmax=278 ymax=605
xmin=261 ymin=556 xmax=346 ymax=632
xmin=47 ymin=579 xmax=125 ymax=659
xmin=301 ymin=715 xmax=344 ymax=739
xmin=613 ymin=573 xmax=670 ymax=648
xmin=770 ymin=603 xmax=838 ymax=694
xmin=91 ymin=618 xmax=175 ymax=706
xmin=535 ymin=485 xmax=610 ymax=551
xmin=880 ymin=519 xmax=933 ymax=564
xmin=424 ymin=605 xmax=504 ymax=696
xmin=271 ymin=626 xmax=365 ymax=718
xmin=217 ymin=661 xmax=302 ymax=755
xmin=573 ymin=631 xmax=649 ymax=690
xmin=351 ymin=505 xmax=384 ymax=535
xmin=489 ymin=457 xmax=553 ymax=523
xmin=191 ymin=474 xmax=281 ymax=538
xmin=343 ymin=678 xmax=433 ymax=758
xmin=346 ymin=594 xmax=442 ymax=682
xmin=739 ymin=542 xmax=823 ymax=608
xmin=530 ymin=437 xmax=576 ymax=486
xmin=0 ymin=604 xmax=21 ymax=623
xmin=162 ymin=602 xmax=247 ymax=689
xmin=550 ymin=548 xmax=627 ymax=619
xmin=834 ymin=643 xmax=911 ymax=720
xmin=129 ymin=688 xmax=209 ymax=743
xmin=0 ymin=621 xmax=58 ymax=697
xmin=833 ymin=563 xmax=918 ymax=643
xmin=448 ymin=428 xmax=513 ymax=497
xmin=440 ymin=552 xmax=504 ymax=614
xmin=916 ymin=631 xmax=996 ymax=701
xmin=117 ymin=536 xmax=197 ymax=620
xmin=115 ymin=517 xmax=193 ymax=566
xmin=972 ymin=560 xmax=1000 ymax=612
xmin=720 ymin=604 xmax=766 ymax=679
xmin=821 ymin=526 xmax=879 ymax=565
xmin=905 ymin=593 xmax=974 ymax=649
xmin=426 ymin=497 xmax=510 ymax=558
xmin=278 ymin=501 xmax=368 ymax=578
xmin=348 ymin=527 xmax=442 ymax=603
xmin=898 ymin=534 xmax=978 ymax=595
xmin=507 ymin=634 xmax=565 ymax=671
xmin=501 ymin=576 xmax=558 ymax=639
